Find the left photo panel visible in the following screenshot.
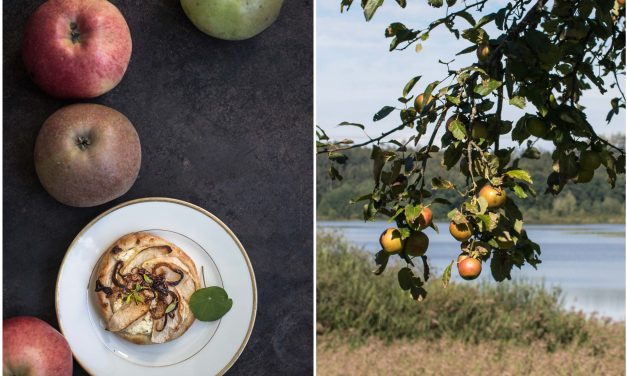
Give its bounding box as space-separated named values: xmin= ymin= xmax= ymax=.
xmin=3 ymin=1 xmax=313 ymax=375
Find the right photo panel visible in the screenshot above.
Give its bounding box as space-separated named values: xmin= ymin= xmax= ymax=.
xmin=316 ymin=1 xmax=626 ymax=374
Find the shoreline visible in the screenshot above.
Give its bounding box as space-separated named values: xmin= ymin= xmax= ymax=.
xmin=316 ymin=217 xmax=626 ymax=225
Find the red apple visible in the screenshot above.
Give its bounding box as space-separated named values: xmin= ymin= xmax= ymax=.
xmin=3 ymin=316 xmax=73 ymax=376
xmin=34 ymin=104 xmax=141 ymax=207
xmin=22 ymin=0 xmax=132 ymax=98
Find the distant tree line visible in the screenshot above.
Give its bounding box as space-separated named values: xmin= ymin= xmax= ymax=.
xmin=317 ymin=138 xmax=625 ymax=224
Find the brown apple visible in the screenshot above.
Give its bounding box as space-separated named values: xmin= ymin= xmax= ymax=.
xmin=3 ymin=316 xmax=72 ymax=376
xmin=22 ymin=0 xmax=132 ymax=98
xmin=34 ymin=104 xmax=141 ymax=207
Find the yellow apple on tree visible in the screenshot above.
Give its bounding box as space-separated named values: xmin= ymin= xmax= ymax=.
xmin=414 ymin=93 xmax=434 ymax=113
xmin=449 ymin=221 xmax=472 ymax=242
xmin=379 ymin=228 xmax=404 ymax=254
xmin=479 ymin=184 xmax=506 ymax=209
xmin=476 ymin=44 xmax=491 ymax=61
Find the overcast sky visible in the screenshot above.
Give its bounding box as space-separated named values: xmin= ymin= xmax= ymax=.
xmin=316 ymin=1 xmax=626 ymax=150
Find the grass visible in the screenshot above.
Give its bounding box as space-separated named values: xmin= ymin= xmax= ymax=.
xmin=317 ymin=232 xmax=625 ymax=375
xmin=317 ymin=334 xmax=626 ymax=376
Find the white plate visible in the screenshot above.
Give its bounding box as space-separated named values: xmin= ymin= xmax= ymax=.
xmin=56 ymin=198 xmax=257 ymax=375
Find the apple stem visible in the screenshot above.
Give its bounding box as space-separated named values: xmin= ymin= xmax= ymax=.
xmin=69 ymin=22 xmax=80 ymax=44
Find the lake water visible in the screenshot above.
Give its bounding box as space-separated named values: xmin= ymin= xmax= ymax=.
xmin=318 ymin=221 xmax=626 ymax=321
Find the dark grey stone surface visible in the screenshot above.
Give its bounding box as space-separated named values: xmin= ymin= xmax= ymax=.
xmin=3 ymin=1 xmax=313 ymax=374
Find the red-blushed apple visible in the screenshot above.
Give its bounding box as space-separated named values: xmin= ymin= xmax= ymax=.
xmin=34 ymin=104 xmax=141 ymax=207
xmin=3 ymin=316 xmax=73 ymax=376
xmin=22 ymin=0 xmax=132 ymax=98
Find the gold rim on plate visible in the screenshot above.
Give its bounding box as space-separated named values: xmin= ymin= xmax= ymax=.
xmin=54 ymin=197 xmax=258 ymax=376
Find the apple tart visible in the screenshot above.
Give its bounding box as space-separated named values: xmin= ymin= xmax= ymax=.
xmin=94 ymin=232 xmax=200 ymax=344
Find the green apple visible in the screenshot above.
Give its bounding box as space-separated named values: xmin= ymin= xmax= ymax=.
xmin=180 ymin=0 xmax=284 ymax=40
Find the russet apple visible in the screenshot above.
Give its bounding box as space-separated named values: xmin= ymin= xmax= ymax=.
xmin=181 ymin=0 xmax=284 ymax=41
xmin=22 ymin=0 xmax=132 ymax=98
xmin=34 ymin=104 xmax=141 ymax=207
xmin=3 ymin=316 xmax=72 ymax=376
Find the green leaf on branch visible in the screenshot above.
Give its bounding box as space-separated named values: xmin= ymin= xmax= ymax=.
xmin=373 ymin=106 xmax=395 ymax=121
xmin=329 ymin=152 xmax=348 ymax=164
xmin=404 ymin=204 xmax=423 ymax=226
xmin=421 ymin=256 xmax=430 ymax=281
xmin=512 ymin=184 xmax=528 ymax=198
xmin=398 ymin=267 xmax=413 ymax=290
xmin=461 ymin=28 xmax=487 ymax=44
xmin=328 ymin=165 xmax=343 ymax=181
xmin=349 ymin=193 xmax=372 ymax=204
xmin=432 ymin=177 xmax=455 ymax=190
xmin=442 ymin=260 xmax=454 ymax=288
xmin=477 ymin=197 xmax=488 ymax=214
xmin=514 ymin=219 xmax=524 ymax=234
xmin=509 ymin=96 xmax=526 ymax=109
xmin=363 ymin=0 xmax=383 ymax=21
xmin=388 ymin=207 xmax=404 ymax=222
xmin=512 ymin=116 xmax=530 ymax=144
xmin=475 ymin=13 xmax=496 ymax=28
xmin=456 ymin=45 xmax=477 ymax=56
xmin=373 ymin=250 xmax=390 ymax=275
xmin=474 ymin=79 xmax=502 ymax=97
xmin=490 ymin=251 xmax=514 ymax=282
xmin=449 ymin=119 xmax=467 ymax=140
xmin=445 ymin=95 xmax=461 ymax=106
xmin=403 ymin=76 xmax=421 ymax=96
xmin=398 ymin=227 xmax=411 ymax=240
xmin=338 ymin=121 xmax=365 ymax=130
xmin=427 ymin=0 xmax=443 ymax=7
xmin=447 ymin=209 xmax=465 ymax=223
xmin=363 ymin=200 xmax=378 ymax=221
xmin=429 ymin=221 xmax=440 ymax=234
xmin=456 ymin=11 xmax=476 ymax=26
xmin=505 ymin=169 xmax=533 ymax=183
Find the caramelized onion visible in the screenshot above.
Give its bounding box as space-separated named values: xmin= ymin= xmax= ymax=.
xmin=95 ymin=280 xmax=113 ymax=297
xmin=111 ymin=261 xmax=126 ymax=289
xmin=153 ymin=263 xmax=185 ymax=286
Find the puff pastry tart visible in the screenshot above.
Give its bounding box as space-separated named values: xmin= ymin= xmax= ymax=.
xmin=94 ymin=232 xmax=201 ymax=344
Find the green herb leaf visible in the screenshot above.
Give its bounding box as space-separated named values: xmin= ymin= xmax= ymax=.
xmin=165 ymin=300 xmax=177 ymax=314
xmin=189 ymin=287 xmax=233 ymax=322
xmin=143 ymin=274 xmax=152 ymax=284
xmin=133 ymin=292 xmax=144 ymax=304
